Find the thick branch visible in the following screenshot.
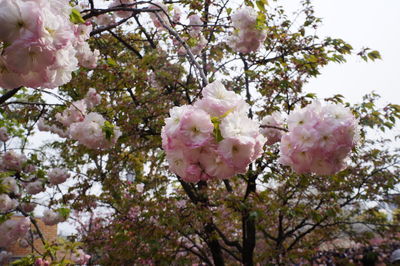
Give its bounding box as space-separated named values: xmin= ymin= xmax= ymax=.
xmin=0 ymin=87 xmax=22 ymax=105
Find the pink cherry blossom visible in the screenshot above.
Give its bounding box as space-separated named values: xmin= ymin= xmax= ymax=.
xmin=279 ymin=101 xmax=359 ymax=175
xmin=1 ymin=151 xmax=27 ymax=171
xmin=25 ymin=180 xmax=45 ymax=195
xmin=179 ymin=108 xmax=214 ymax=148
xmin=218 ymin=137 xmax=255 ymax=172
xmin=227 ymin=7 xmax=267 ymax=54
xmin=42 ymin=209 xmax=63 ymax=226
xmin=149 ymin=2 xmax=169 ymax=30
xmin=0 ymin=194 xmax=18 ymax=212
xmin=0 ymin=251 xmax=12 ymax=265
xmin=162 ymin=80 xmax=265 ymax=182
xmin=261 ymin=111 xmax=284 ymax=145
xmin=48 ymin=167 xmax=70 ymax=185
xmin=2 ymin=176 xmax=19 ymax=194
xmin=0 ymin=127 xmax=10 ymax=142
xmin=55 ymin=99 xmax=87 ymax=127
xmin=20 ymin=202 xmax=37 ymax=213
xmin=84 ymin=88 xmax=102 ymax=109
xmin=69 ymin=112 xmax=121 ymax=149
xmin=195 ymin=80 xmax=248 ymax=117
xmin=109 ymin=0 xmax=136 ymax=19
xmin=71 ymin=249 xmax=91 ymax=265
xmin=199 ymin=147 xmax=236 ymax=179
xmin=189 ymin=14 xmax=202 ymax=36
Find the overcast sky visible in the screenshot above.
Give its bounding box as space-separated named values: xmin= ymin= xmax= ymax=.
xmin=284 ymin=0 xmax=400 ymax=106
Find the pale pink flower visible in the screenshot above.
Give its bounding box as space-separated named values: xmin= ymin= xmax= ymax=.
xmin=25 ymin=180 xmax=45 ymax=195
xmin=0 ymin=127 xmax=10 ymax=142
xmin=218 ymin=137 xmax=255 ymax=172
xmin=228 ymin=7 xmax=267 ymax=54
xmin=71 ymin=249 xmax=91 ymax=265
xmin=56 ymin=99 xmax=87 ymax=127
xmin=279 ymin=101 xmax=358 ymax=175
xmin=0 ymin=57 xmax=23 ymax=89
xmin=0 ymin=194 xmax=18 ymax=212
xmin=20 ymin=202 xmax=36 ymax=213
xmin=84 ymin=88 xmax=102 ymax=109
xmin=4 ymin=40 xmax=55 ymax=75
xmin=179 ymin=108 xmax=213 ymax=148
xmin=37 ymin=118 xmax=51 ymax=132
xmin=69 ymin=112 xmax=121 ymax=149
xmin=195 ymin=80 xmax=247 ymax=117
xmin=261 ymin=112 xmax=284 ymax=145
xmin=2 ymin=176 xmax=19 ymax=194
xmin=94 ymin=13 xmax=116 ymax=26
xmin=48 ymin=168 xmax=70 ymax=185
xmin=0 ymin=251 xmax=12 ymax=265
xmin=42 ymin=209 xmax=62 ymax=226
xmin=109 ymin=0 xmax=136 ymax=19
xmin=0 ymin=0 xmax=40 ymax=43
xmin=199 ymin=147 xmax=235 ymax=179
xmin=189 ymin=14 xmax=202 ymax=36
xmin=149 ymin=2 xmax=169 ymax=29
xmin=1 ymin=151 xmax=27 ymax=171
xmin=220 ymin=111 xmax=259 ymax=139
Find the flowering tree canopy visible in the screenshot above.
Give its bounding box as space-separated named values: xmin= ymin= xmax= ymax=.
xmin=1 ymin=0 xmax=400 ymax=265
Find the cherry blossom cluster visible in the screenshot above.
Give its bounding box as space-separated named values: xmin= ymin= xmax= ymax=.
xmin=162 ymin=81 xmax=265 ymax=182
xmin=71 ymin=249 xmax=91 ymax=265
xmin=227 ymin=7 xmax=267 ymax=54
xmin=39 ymin=88 xmax=121 ymax=149
xmin=109 ymin=0 xmax=136 ymax=19
xmin=0 ymin=150 xmax=71 ymax=217
xmin=261 ymin=111 xmax=284 ymax=145
xmin=0 ymin=0 xmax=98 ymax=90
xmin=0 ymin=127 xmax=9 ymax=142
xmin=0 ymin=217 xmax=30 ymax=247
xmin=279 ymin=101 xmax=359 ymax=175
xmin=48 ymin=168 xmax=71 ymax=186
xmin=42 ymin=209 xmax=67 ymax=226
xmin=175 ymin=14 xmax=207 ymax=56
xmin=149 ymin=2 xmax=170 ymax=30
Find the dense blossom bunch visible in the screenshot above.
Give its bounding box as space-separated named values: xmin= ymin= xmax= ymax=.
xmin=279 ymin=101 xmax=359 ymax=175
xmin=0 ymin=194 xmax=18 ymax=212
xmin=71 ymin=249 xmax=91 ymax=265
xmin=0 ymin=127 xmax=9 ymax=142
xmin=227 ymin=7 xmax=267 ymax=54
xmin=109 ymin=0 xmax=136 ymax=19
xmin=149 ymin=2 xmax=170 ymax=29
xmin=0 ymin=217 xmax=30 ymax=247
xmin=39 ymin=88 xmax=121 ymax=149
xmin=0 ymin=0 xmax=98 ymax=89
xmin=162 ymin=81 xmax=265 ymax=182
xmin=48 ymin=168 xmax=70 ymax=185
xmin=42 ymin=209 xmax=66 ymax=226
xmin=24 ymin=180 xmax=45 ymax=195
xmin=69 ymin=112 xmax=122 ymax=149
xmin=0 ymin=151 xmax=27 ymax=171
xmin=261 ymin=111 xmax=284 ymax=145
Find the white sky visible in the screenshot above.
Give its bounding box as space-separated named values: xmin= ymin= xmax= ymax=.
xmin=285 ymin=0 xmax=400 ymax=106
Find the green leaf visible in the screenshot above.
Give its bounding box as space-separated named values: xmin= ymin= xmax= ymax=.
xmin=107 ymin=57 xmax=117 ymax=67
xmin=367 ymin=50 xmax=381 ymax=61
xmin=102 ymin=121 xmax=115 ymax=140
xmin=57 ymin=207 xmax=71 ymax=220
xmin=69 ymin=8 xmax=85 ymax=24
xmin=256 ymin=0 xmax=267 ymax=12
